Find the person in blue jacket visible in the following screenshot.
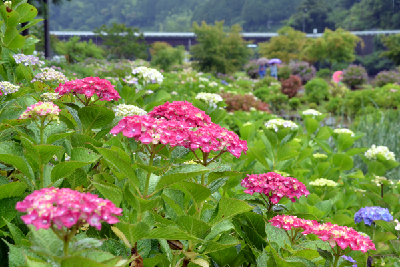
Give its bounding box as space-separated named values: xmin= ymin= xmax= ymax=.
xmin=270 ymin=63 xmax=278 ymax=79
xmin=259 ymin=64 xmax=266 ymax=79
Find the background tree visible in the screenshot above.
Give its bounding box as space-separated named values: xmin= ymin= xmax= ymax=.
xmin=150 ymin=42 xmax=185 ymax=71
xmin=190 ymin=21 xmax=251 ymax=74
xmin=258 ymin=26 xmax=307 ymax=63
xmin=381 ymin=33 xmax=400 ymax=65
xmin=93 ymin=23 xmax=148 ymax=60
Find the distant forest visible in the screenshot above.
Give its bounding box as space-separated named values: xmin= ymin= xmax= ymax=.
xmin=48 ymin=0 xmax=400 ymax=32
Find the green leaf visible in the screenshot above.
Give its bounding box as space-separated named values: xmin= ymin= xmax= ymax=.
xmin=209 ymin=108 xmax=226 ymax=124
xmin=249 ymin=146 xmax=270 ymax=170
xmin=51 ymin=161 xmax=90 ymax=182
xmin=336 ymin=134 xmax=354 ymax=152
xmin=112 ymin=221 xmax=150 ymax=247
xmin=36 ymin=145 xmax=64 ymax=165
xmin=0 ymin=141 xmax=23 ymax=156
xmin=332 ymin=214 xmax=354 ymax=226
xmin=332 ymin=154 xmax=353 ymax=171
xmin=145 ymin=226 xmax=198 ymax=240
xmin=174 ymin=181 xmax=211 ymax=204
xmin=367 ymin=161 xmax=386 ymax=176
xmin=277 ymin=145 xmax=300 ymax=161
xmin=345 ymin=147 xmax=368 ymax=156
xmin=316 ymin=126 xmax=331 ymax=140
xmin=0 ymin=6 xmax=20 ymax=28
xmin=5 ymin=219 xmax=25 ymax=245
xmin=19 ymin=18 xmax=43 ymax=32
xmin=15 ymin=3 xmax=37 ymax=23
xmin=304 ymin=118 xmax=319 ymax=134
xmin=67 ymin=168 xmax=88 ymax=189
xmin=175 ymin=215 xmax=211 ymax=239
xmin=92 ymin=181 xmax=123 ymax=206
xmin=210 ymin=197 xmax=253 ymax=226
xmin=374 ymin=232 xmax=397 ymax=243
xmin=26 ymin=256 xmax=52 ymax=267
xmin=297 ymin=148 xmax=313 ymax=163
xmin=70 ymin=133 xmax=103 ymax=148
xmin=71 ymin=147 xmax=100 ymax=162
xmin=207 ymin=171 xmax=241 ymax=185
xmin=46 ymin=132 xmax=74 ymax=144
xmin=382 ymin=160 xmax=400 ymax=170
xmin=154 ymin=165 xmax=210 ymax=193
xmin=0 ymin=197 xmax=21 ymax=228
xmin=78 ymin=106 xmax=115 ymax=132
xmin=4 ymin=28 xmax=25 ymax=49
xmin=347 ymin=169 xmax=364 ymax=179
xmin=0 ymin=154 xmax=34 ymax=181
xmin=0 ymin=182 xmax=26 ymax=199
xmin=124 ymin=185 xmax=161 ymax=214
xmin=314 ymin=138 xmax=332 ymax=154
xmin=61 ymin=256 xmax=109 ymax=267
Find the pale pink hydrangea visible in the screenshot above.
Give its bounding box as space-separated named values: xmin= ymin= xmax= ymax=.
xmin=269 ymin=215 xmax=319 ymax=232
xmin=16 ymin=187 xmax=122 ymax=230
xmin=19 ymin=101 xmax=60 ymax=123
xmin=241 ymin=172 xmax=309 ymax=204
xmin=55 ymin=77 xmax=120 ymax=101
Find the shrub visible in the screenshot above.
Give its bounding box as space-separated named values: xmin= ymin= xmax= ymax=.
xmin=254 ymin=76 xmax=279 ymax=89
xmin=54 ymin=36 xmax=105 ymax=63
xmin=278 ymin=65 xmax=291 ymax=80
xmin=304 ymin=78 xmax=330 ymax=104
xmin=221 ymin=93 xmax=270 ymax=112
xmin=289 ymin=97 xmax=301 ymax=110
xmin=150 ymin=43 xmax=185 ymax=71
xmin=254 ymin=83 xmax=288 ymax=112
xmin=316 ymin=68 xmax=332 ymax=78
xmin=289 ymin=61 xmax=316 ymax=84
xmin=281 ymin=75 xmax=302 ymax=98
xmin=373 ymin=70 xmax=400 ymax=87
xmin=244 ymin=60 xmax=259 ymax=79
xmin=308 ymin=102 xmax=319 ymax=109
xmin=342 ymin=64 xmax=368 ymax=89
xmin=329 ymin=82 xmax=350 ymax=98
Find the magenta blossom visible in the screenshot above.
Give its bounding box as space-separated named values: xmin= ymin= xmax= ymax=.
xmin=241 ymin=172 xmax=309 ymax=204
xmin=16 ymin=187 xmax=122 ymax=230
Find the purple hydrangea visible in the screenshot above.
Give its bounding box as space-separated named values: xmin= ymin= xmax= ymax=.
xmin=373 ymin=70 xmax=400 ymax=87
xmin=342 ymin=65 xmax=368 ymax=89
xmin=289 ymin=61 xmax=316 ymax=84
xmin=13 ymin=54 xmax=44 ymax=66
xmin=342 ymin=255 xmax=357 ymax=267
xmin=354 ymin=206 xmax=393 ymax=226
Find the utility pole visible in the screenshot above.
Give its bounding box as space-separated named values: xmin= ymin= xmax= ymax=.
xmin=43 ymin=0 xmax=51 ymax=59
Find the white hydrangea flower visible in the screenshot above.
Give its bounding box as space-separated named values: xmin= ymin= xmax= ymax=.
xmin=0 ymin=81 xmax=19 ymax=95
xmin=302 ymin=109 xmax=322 ymax=116
xmin=31 ymin=67 xmax=67 ymax=84
xmin=113 ymin=104 xmax=147 ymax=117
xmin=371 ymin=175 xmax=395 ymax=187
xmin=199 ymin=77 xmax=209 ymax=82
xmin=313 ymin=153 xmax=328 ymax=159
xmin=365 ymin=145 xmax=395 ymax=161
xmin=171 ymin=91 xmax=178 ymax=95
xmin=333 ymin=128 xmax=355 ymax=137
xmin=129 ymin=66 xmax=163 ymax=85
xmin=309 ymin=178 xmax=338 ymax=187
xmin=41 ymin=93 xmax=60 ymax=101
xmin=195 ymin=93 xmax=223 ymax=108
xmin=199 ymin=84 xmax=205 ymax=88
xmin=265 ymin=118 xmax=299 ymax=132
xmin=354 ymin=188 xmax=366 ymax=193
xmin=208 ymin=81 xmax=218 ymax=87
xmin=394 ymin=219 xmax=400 ymax=231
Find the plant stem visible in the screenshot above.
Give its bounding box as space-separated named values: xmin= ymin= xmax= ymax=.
xmin=40 ymin=118 xmax=45 ymax=145
xmin=63 ymin=238 xmax=69 ymax=257
xmin=332 ymin=255 xmax=339 ymax=267
xmin=381 ymin=184 xmax=384 ymax=198
xmin=201 ymin=173 xmax=206 ymax=186
xmin=143 ymin=145 xmax=155 ymax=198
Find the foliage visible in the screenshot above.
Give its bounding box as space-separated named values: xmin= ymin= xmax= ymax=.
xmin=244 ymin=60 xmax=259 ymax=79
xmin=220 ymin=92 xmax=270 ymax=112
xmin=342 ymin=64 xmax=368 ymax=89
xmin=93 ymin=23 xmax=148 ymax=60
xmin=54 ymin=37 xmax=105 ymax=63
xmin=277 ymin=64 xmax=291 ymax=80
xmin=381 ymin=33 xmax=400 ymax=65
xmin=150 ymin=42 xmax=185 ymax=71
xmin=305 ymin=78 xmax=330 ymax=104
xmin=254 ymin=82 xmax=288 ymax=112
xmin=191 ymin=21 xmax=252 ymax=74
xmin=281 ymin=75 xmax=302 ymax=98
xmin=329 ymin=81 xmax=350 ymax=98
xmin=258 ymin=26 xmax=307 ymax=63
xmin=316 ymin=68 xmax=332 ymax=78
xmin=288 ymin=96 xmax=301 ymax=109
xmin=373 ymin=70 xmax=400 ymax=87
xmin=289 ymin=61 xmax=316 ymax=84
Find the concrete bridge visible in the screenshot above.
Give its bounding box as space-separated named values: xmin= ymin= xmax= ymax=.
xmin=50 ymin=30 xmax=400 ymax=56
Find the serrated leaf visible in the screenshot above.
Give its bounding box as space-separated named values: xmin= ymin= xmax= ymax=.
xmin=71 ymin=147 xmax=100 ymax=162
xmin=51 ymin=161 xmax=90 ymax=182
xmin=78 ymin=106 xmax=115 ymax=132
xmin=210 ymin=197 xmax=253 ymax=226
xmin=92 ymin=181 xmax=123 ymax=206
xmin=332 ymin=154 xmax=353 ymax=171
xmin=46 ymin=132 xmax=74 ymax=144
xmin=175 ymin=215 xmax=211 ymax=239
xmin=67 ymin=168 xmax=88 ymax=189
xmin=0 ymin=6 xmax=19 ymax=28
xmin=174 ymin=181 xmax=211 ymax=204
xmin=5 ymin=219 xmax=25 ymax=245
xmin=15 ymin=3 xmax=37 ymax=23
xmin=207 ymin=171 xmax=241 ymax=185
xmin=0 ymin=154 xmax=34 ymax=181
xmin=0 ymin=182 xmax=27 ymax=199
xmin=4 ymin=27 xmax=25 ymax=49
xmin=145 ymin=226 xmax=199 ymax=240
xmin=367 ymin=161 xmax=386 ymax=176
xmin=61 ymin=256 xmax=109 ymax=267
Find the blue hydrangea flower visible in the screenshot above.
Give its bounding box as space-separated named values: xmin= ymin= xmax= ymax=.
xmin=342 ymin=255 xmax=357 ymax=267
xmin=354 ymin=206 xmax=393 ymax=226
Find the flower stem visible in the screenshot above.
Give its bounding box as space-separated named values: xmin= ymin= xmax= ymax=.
xmin=143 ymin=145 xmax=155 ymax=198
xmin=332 ymin=255 xmax=339 ymax=267
xmin=63 ymin=238 xmax=69 ymax=258
xmin=40 ymin=118 xmax=45 ymax=145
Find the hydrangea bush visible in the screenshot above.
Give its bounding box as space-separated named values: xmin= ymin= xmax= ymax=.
xmin=342 ymin=64 xmax=368 ymax=89
xmin=289 ymin=61 xmax=316 ymax=84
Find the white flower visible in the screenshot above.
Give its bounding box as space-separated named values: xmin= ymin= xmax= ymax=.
xmin=0 ymin=82 xmax=19 ymax=95
xmin=354 ymin=188 xmax=366 ymax=193
xmin=129 ymin=66 xmax=163 ymax=85
xmin=371 ymin=175 xmax=395 ymax=187
xmin=171 ymin=91 xmax=178 ymax=95
xmin=208 ymin=81 xmax=218 ymax=87
xmin=195 ymin=93 xmax=223 ymax=108
xmin=113 ymin=104 xmax=147 ymax=117
xmin=199 ymin=77 xmax=209 ymax=82
xmin=31 ymin=67 xmax=67 ymax=84
xmin=199 ymin=84 xmax=205 ymax=88
xmin=333 ymin=128 xmax=355 ymax=137
xmin=41 ymin=93 xmax=60 ymax=101
xmin=265 ymin=118 xmax=299 ymax=132
xmin=302 ymin=109 xmax=322 ymax=116
xmin=13 ymin=54 xmax=44 ymax=66
xmin=313 ymin=153 xmax=328 ymax=159
xmin=365 ymin=145 xmax=395 ymax=161
xmin=309 ymin=178 xmax=338 ymax=187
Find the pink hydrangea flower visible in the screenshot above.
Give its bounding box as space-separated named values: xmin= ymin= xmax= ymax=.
xmin=185 ymin=122 xmax=248 ymax=158
xmin=269 ymin=215 xmax=319 ymax=232
xmin=307 ymin=222 xmax=376 ymax=253
xmin=241 ymin=172 xmax=309 ymax=204
xmin=55 ymin=77 xmax=120 ymax=101
xmin=149 ymin=101 xmax=212 ymax=127
xmin=333 ymin=71 xmax=343 ymax=83
xmin=16 ymin=187 xmax=122 ymax=230
xmin=19 ymin=101 xmax=61 ymax=123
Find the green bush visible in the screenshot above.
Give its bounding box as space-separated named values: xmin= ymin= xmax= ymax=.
xmin=304 ymin=78 xmax=329 ymax=104
xmin=254 ymin=76 xmax=279 ymax=89
xmin=254 ymin=84 xmax=288 ymax=112
xmin=150 ymin=42 xmax=185 ymax=71
xmin=289 ymin=97 xmax=301 ymax=110
xmin=54 ymin=36 xmax=105 ymax=63
xmin=277 ymin=65 xmax=291 ymax=80
xmin=316 ymin=68 xmax=332 ymax=78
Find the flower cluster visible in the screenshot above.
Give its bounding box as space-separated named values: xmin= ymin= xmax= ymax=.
xmin=241 ymin=172 xmax=309 ymax=204
xmin=32 ymin=67 xmax=68 ymax=84
xmin=269 ymin=215 xmax=318 ymax=232
xmin=13 ymin=54 xmax=44 ymax=66
xmin=394 ymin=219 xmax=400 ymax=231
xmin=309 ymin=178 xmax=338 ymax=187
xmin=354 ymin=206 xmax=393 ymax=226
xmin=313 ymin=153 xmax=328 ymax=159
xmin=186 ymin=123 xmax=248 ymax=158
xmin=289 ymin=61 xmax=316 ymax=83
xmin=55 ymin=77 xmax=120 ymax=102
xmin=208 ymin=81 xmax=218 ymax=87
xmin=149 ymin=101 xmax=211 ymax=127
xmin=195 ymin=93 xmax=223 ymax=108
xmin=129 ymin=66 xmax=163 ymax=85
xmin=333 ymin=128 xmax=355 ymax=137
xmin=371 ymin=175 xmax=394 ymax=187
xmin=333 ymin=71 xmax=343 ymax=83
xmin=342 ymin=256 xmax=357 ymax=267
xmin=41 ymin=93 xmax=60 ymax=101
xmin=113 ymin=104 xmax=147 ymax=117
xmin=302 ymin=109 xmax=322 ymax=116
xmin=0 ymin=81 xmax=20 ymax=95
xmin=365 ymin=145 xmax=395 ymax=161
xmin=265 ymin=119 xmax=299 ymax=132
xmin=308 ymin=223 xmax=375 ymax=252
xmin=16 ymin=188 xmax=122 ymax=230
xmin=19 ymin=102 xmax=60 ymax=123
xmin=199 ymin=77 xmax=209 ymax=82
